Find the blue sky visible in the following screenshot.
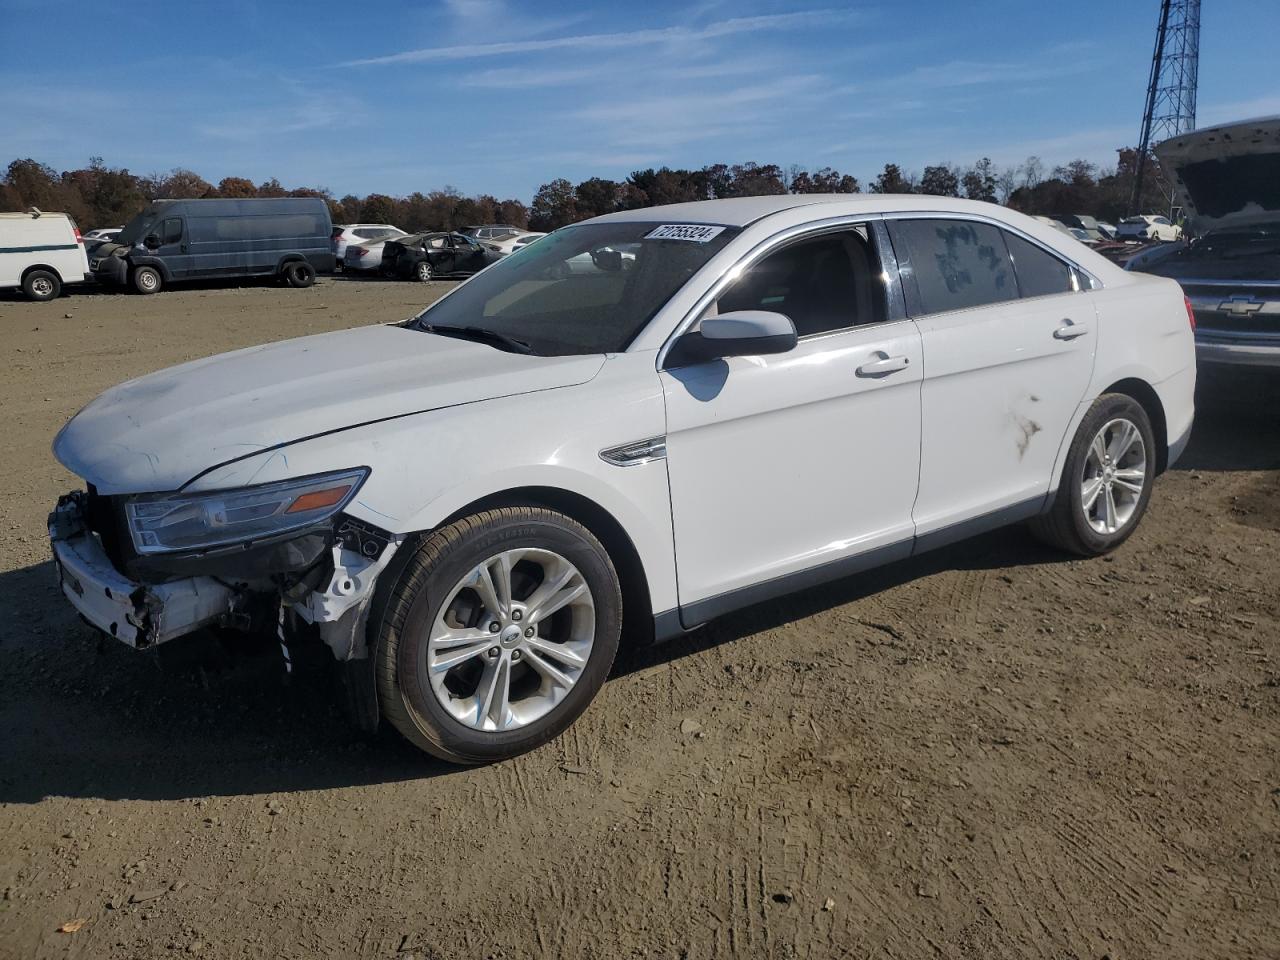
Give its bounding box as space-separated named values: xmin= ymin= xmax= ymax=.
xmin=3 ymin=0 xmax=1277 ymax=201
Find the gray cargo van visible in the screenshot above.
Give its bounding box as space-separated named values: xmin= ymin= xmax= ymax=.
xmin=90 ymin=197 xmax=334 ymax=294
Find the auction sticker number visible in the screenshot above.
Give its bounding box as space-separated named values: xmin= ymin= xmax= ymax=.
xmin=644 ymin=224 xmax=726 ymax=243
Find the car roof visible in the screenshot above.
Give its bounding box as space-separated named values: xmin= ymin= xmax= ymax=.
xmin=592 ymin=194 xmax=1030 ymax=228
xmin=0 ymin=211 xmax=74 ymax=220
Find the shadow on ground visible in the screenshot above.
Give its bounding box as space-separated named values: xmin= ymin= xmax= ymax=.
xmin=1 ymin=368 xmax=1274 ymax=804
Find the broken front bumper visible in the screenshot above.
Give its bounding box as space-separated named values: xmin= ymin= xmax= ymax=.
xmin=49 ymin=493 xmax=235 ymax=648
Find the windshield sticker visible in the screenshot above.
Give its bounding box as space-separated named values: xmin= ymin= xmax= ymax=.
xmin=644 ymin=224 xmax=726 ymax=243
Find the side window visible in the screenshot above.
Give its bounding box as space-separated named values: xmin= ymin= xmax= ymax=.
xmin=713 ymin=227 xmax=887 ymax=337
xmin=892 ymin=219 xmax=1015 ymax=315
xmin=1003 ymin=231 xmax=1073 ymax=298
xmin=162 ymin=218 xmax=183 ymax=244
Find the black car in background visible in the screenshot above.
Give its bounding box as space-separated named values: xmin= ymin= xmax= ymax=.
xmin=380 ymin=232 xmax=500 ymax=281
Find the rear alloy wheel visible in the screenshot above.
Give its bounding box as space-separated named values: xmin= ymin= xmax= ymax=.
xmin=414 ymin=260 xmax=433 ymax=282
xmin=285 ymin=261 xmax=316 ymax=288
xmin=22 ymin=269 xmax=60 ymax=302
xmin=374 ymin=507 xmax=622 ymax=764
xmin=1030 ymin=393 xmax=1156 ymax=556
xmin=132 ymin=265 xmax=162 ymax=295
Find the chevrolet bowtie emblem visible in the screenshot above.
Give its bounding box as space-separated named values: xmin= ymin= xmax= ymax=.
xmin=1217 ymin=296 xmax=1265 ymax=316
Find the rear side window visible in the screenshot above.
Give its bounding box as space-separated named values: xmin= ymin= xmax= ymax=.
xmin=892 ymin=219 xmax=1015 ymax=315
xmin=1003 ymin=231 xmax=1073 ymax=298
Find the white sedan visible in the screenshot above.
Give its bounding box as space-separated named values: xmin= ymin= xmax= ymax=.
xmin=1117 ymin=215 xmax=1182 ymax=242
xmin=49 ymin=195 xmax=1195 ymax=764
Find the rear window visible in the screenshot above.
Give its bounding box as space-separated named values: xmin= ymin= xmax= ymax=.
xmin=892 ymin=219 xmax=1016 ymax=315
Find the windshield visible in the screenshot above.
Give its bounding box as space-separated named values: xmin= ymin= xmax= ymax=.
xmin=116 ymin=208 xmax=161 ymax=245
xmin=407 ymin=221 xmax=740 ymax=356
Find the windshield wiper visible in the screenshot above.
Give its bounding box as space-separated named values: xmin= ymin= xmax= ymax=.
xmin=419 ymin=323 xmax=536 ymax=355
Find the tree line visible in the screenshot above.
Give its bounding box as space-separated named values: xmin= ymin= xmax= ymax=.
xmin=2 ymin=149 xmax=1169 ymax=235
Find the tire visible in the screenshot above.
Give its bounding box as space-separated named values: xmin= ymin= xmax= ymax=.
xmin=1030 ymin=393 xmax=1156 ymax=556
xmin=413 ymin=260 xmax=433 ymax=283
xmin=373 ymin=507 xmax=623 ymax=764
xmin=285 ymin=261 xmax=316 ymax=288
xmin=132 ymin=266 xmax=162 ymax=295
xmin=22 ymin=269 xmax=60 ymax=302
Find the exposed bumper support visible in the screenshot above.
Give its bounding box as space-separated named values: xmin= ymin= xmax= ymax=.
xmin=50 ymin=529 xmax=235 ymax=648
xmin=49 ymin=491 xmax=401 ymax=657
xmin=293 ymin=540 xmax=402 ymax=660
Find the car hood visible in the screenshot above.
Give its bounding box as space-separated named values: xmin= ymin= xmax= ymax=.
xmin=54 ymin=324 xmax=606 ymax=494
xmin=1155 ymin=116 xmax=1280 ymax=233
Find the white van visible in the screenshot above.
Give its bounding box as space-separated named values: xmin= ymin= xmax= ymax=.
xmin=1 ymin=210 xmax=91 ymax=301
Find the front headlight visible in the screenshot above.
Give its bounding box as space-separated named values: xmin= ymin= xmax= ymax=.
xmin=124 ymin=468 xmax=369 ymax=555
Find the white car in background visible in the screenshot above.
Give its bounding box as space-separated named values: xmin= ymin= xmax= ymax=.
xmin=1117 ymin=215 xmax=1182 ymax=242
xmin=332 ymin=224 xmax=406 ymax=266
xmin=483 ymin=231 xmax=543 ymax=256
xmin=49 ymin=195 xmax=1195 ymax=765
xmin=82 ymin=227 xmax=122 ymax=242
xmin=509 ymin=232 xmax=548 ymax=252
xmin=344 ymin=237 xmax=404 ymax=273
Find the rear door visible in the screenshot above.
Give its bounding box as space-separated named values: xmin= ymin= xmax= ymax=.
xmin=888 ymin=217 xmax=1096 ymax=543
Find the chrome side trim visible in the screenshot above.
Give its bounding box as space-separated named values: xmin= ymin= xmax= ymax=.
xmin=600 ymin=436 xmax=667 ymax=467
xmin=1176 ymin=278 xmax=1280 ymax=289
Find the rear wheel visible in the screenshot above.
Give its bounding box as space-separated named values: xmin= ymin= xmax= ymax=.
xmin=1030 ymin=394 xmax=1156 ymax=556
xmin=413 ymin=260 xmax=433 ymax=282
xmin=132 ymin=265 xmax=162 ymax=295
xmin=284 ymin=261 xmax=316 ymax=288
xmin=373 ymin=507 xmax=622 ymax=764
xmin=22 ymin=269 xmax=60 ymax=302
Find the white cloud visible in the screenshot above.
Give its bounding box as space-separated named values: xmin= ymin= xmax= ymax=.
xmin=339 ymin=9 xmax=855 ymax=67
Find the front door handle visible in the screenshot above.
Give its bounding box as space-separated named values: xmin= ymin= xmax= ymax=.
xmin=1053 ymin=319 xmax=1089 ymax=340
xmin=856 ymin=354 xmax=911 ymax=377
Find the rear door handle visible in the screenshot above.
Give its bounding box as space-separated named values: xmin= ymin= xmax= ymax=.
xmin=1053 ymin=319 xmax=1089 ymax=340
xmin=856 ymin=354 xmax=911 ymax=377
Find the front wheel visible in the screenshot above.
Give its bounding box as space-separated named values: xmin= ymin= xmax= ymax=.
xmin=132 ymin=265 xmax=162 ymax=294
xmin=413 ymin=260 xmax=433 ymax=282
xmin=1030 ymin=394 xmax=1156 ymax=556
xmin=373 ymin=507 xmax=622 ymax=764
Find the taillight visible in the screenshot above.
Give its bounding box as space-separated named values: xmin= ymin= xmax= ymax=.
xmin=1184 ymin=295 xmax=1196 ymax=330
xmin=73 ymin=227 xmax=83 ymax=244
xmin=350 ymin=247 xmax=367 ymax=257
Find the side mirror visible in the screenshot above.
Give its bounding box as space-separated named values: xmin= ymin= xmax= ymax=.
xmin=664 ymin=310 xmax=798 ymax=368
xmin=144 ymin=233 xmax=160 ymax=250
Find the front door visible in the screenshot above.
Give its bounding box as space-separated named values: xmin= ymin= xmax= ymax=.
xmin=660 ymin=225 xmax=924 ymax=625
xmin=154 ymin=217 xmax=193 ymax=279
xmin=887 ymin=218 xmax=1097 ymax=542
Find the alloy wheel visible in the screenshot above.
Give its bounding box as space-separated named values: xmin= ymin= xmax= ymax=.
xmin=423 ymin=548 xmax=595 ymax=732
xmin=1080 ymin=417 xmax=1146 ymax=535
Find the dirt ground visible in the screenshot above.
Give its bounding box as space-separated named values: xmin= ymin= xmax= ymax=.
xmin=0 ymin=277 xmax=1277 ymax=960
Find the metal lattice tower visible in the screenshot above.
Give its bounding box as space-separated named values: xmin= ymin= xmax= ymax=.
xmin=1130 ymin=0 xmax=1201 ymax=214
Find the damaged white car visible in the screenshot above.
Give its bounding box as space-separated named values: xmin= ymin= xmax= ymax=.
xmin=50 ymin=195 xmax=1196 ymax=764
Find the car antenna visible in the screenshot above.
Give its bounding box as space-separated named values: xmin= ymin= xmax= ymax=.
xmin=27 ymin=206 xmax=42 ymax=219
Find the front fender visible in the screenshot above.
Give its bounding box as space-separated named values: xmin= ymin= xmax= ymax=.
xmin=183 ymin=354 xmax=680 ymax=613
